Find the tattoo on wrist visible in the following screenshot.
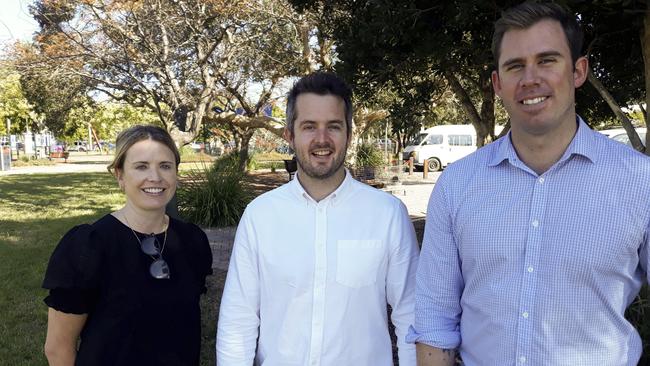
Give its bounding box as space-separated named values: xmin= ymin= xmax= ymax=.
xmin=442 ymin=348 xmax=456 ymax=355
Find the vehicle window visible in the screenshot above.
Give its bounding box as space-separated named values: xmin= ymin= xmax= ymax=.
xmin=424 ymin=134 xmax=443 ymax=145
xmin=409 ymin=133 xmax=429 ymax=146
xmin=448 ymin=134 xmax=473 ymax=146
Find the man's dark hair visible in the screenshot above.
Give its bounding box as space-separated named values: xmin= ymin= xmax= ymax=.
xmin=492 ymin=1 xmax=584 ymax=67
xmin=285 ymin=72 xmax=353 ymax=137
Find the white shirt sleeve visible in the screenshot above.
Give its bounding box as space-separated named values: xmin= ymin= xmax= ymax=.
xmin=386 ymin=201 xmax=419 ymax=366
xmin=216 ymin=209 xmax=260 ymax=365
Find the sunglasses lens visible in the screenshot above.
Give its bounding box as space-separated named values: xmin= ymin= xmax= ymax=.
xmin=150 ymin=259 xmax=171 ymax=279
xmin=141 ymin=236 xmax=159 ymax=256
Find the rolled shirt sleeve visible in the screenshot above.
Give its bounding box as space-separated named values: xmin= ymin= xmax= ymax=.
xmin=406 ymin=174 xmax=464 ymax=349
xmin=216 ymin=209 xmax=261 ymax=365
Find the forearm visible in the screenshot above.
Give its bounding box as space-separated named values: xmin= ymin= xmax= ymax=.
xmin=416 ymin=343 xmax=456 ymax=366
xmin=44 ymin=308 xmax=86 ymax=366
xmin=44 ymin=346 xmax=76 ymax=366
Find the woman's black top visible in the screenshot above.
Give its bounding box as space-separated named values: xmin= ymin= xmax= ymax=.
xmin=42 ymin=214 xmax=213 ymax=366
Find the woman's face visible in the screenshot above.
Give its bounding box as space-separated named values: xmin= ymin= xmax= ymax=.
xmin=116 ymin=139 xmax=177 ymax=213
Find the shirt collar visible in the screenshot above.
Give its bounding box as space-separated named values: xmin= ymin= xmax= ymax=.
xmin=563 ymin=116 xmax=597 ymax=164
xmin=288 ymin=168 xmax=353 ymax=205
xmin=488 ymin=116 xmax=597 ymax=167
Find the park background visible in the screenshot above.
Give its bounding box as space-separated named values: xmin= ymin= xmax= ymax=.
xmin=1 ymin=0 xmax=649 ymax=365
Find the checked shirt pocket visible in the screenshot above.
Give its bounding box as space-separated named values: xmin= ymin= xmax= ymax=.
xmin=335 ymin=240 xmax=384 ymax=288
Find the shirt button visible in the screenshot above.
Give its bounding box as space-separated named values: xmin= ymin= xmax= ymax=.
xmin=519 ymin=356 xmax=527 ymax=363
xmin=532 ymin=219 xmax=539 ymax=227
xmin=522 ymin=311 xmax=529 ymax=318
xmin=527 ymin=266 xmax=534 ymax=273
xmin=538 ymin=177 xmax=545 ymax=184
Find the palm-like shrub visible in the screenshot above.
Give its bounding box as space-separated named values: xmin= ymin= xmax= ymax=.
xmin=177 ymin=154 xmax=253 ymax=227
xmin=355 ymin=142 xmax=385 ymax=168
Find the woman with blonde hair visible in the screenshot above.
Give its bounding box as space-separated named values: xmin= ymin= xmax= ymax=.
xmin=42 ymin=125 xmax=212 ymax=366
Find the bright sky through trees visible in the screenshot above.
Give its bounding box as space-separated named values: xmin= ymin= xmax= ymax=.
xmin=0 ymin=0 xmax=38 ymax=46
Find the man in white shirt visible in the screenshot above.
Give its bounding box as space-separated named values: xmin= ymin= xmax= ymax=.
xmin=216 ymin=72 xmax=419 ymax=366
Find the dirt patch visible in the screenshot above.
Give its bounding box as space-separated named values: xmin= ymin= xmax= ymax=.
xmin=245 ymin=170 xmax=289 ymax=195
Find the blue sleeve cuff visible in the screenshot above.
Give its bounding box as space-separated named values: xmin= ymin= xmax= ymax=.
xmin=405 ymin=324 xmax=461 ymax=349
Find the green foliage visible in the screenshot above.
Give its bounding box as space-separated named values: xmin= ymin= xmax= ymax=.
xmin=212 ymin=151 xmax=241 ymax=171
xmin=213 ymin=149 xmax=276 ymax=172
xmin=246 ymin=153 xmax=259 ymax=171
xmin=177 ymin=155 xmax=253 ymax=227
xmin=571 ymin=1 xmax=646 ymax=124
xmin=25 ymin=0 xmax=315 ymax=145
xmin=355 ymin=142 xmax=384 ymax=168
xmin=14 ymin=41 xmax=91 ymax=136
xmin=0 ymin=67 xmax=38 ymax=135
xmin=292 ymin=0 xmax=509 ymax=145
xmin=63 ymin=102 xmax=161 ymax=143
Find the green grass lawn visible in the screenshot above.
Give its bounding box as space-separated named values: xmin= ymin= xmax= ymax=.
xmin=0 ymin=172 xmax=222 ymax=366
xmin=0 ymin=172 xmax=123 ymax=365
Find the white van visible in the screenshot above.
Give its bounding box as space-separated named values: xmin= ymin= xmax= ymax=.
xmin=402 ymin=124 xmax=484 ymax=171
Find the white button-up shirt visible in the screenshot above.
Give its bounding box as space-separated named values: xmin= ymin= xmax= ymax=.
xmin=217 ymin=171 xmax=419 ymax=365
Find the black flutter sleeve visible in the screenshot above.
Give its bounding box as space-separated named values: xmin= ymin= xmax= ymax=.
xmin=42 ymin=224 xmax=102 ymax=314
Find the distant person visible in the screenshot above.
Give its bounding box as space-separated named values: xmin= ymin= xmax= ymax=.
xmin=42 ymin=125 xmax=213 ymax=366
xmin=409 ymin=2 xmax=650 ymax=365
xmin=216 ymin=72 xmax=419 ymax=365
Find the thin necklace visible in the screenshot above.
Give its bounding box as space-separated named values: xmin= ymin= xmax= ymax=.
xmin=122 ymin=212 xmax=168 ymax=257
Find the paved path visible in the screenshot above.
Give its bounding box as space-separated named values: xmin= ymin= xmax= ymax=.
xmin=0 ymin=152 xmax=112 ymax=175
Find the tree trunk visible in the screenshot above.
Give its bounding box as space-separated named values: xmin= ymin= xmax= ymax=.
xmin=396 ymin=131 xmax=403 ymax=153
xmin=478 ymin=69 xmax=497 ymax=143
xmin=587 ymin=69 xmax=645 ymax=152
xmin=444 ymin=70 xmax=494 ymax=147
xmin=238 ymin=131 xmax=254 ymax=172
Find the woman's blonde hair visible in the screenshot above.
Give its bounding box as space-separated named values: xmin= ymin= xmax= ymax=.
xmin=107 ymin=125 xmax=180 ymax=176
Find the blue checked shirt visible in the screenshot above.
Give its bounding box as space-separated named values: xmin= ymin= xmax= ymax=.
xmin=407 ymin=118 xmax=650 ymax=366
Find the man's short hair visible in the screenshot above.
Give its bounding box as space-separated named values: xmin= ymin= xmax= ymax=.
xmin=285 ymin=72 xmax=353 ymax=137
xmin=492 ymin=1 xmax=584 ymax=66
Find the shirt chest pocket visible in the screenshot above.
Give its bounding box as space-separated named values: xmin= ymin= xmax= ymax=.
xmin=335 ymin=240 xmax=384 ymax=288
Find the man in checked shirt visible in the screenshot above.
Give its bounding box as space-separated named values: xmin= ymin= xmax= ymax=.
xmin=408 ymin=2 xmax=650 ymax=365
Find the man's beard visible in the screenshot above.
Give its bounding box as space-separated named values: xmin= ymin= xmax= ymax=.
xmin=295 ymin=142 xmax=347 ymax=179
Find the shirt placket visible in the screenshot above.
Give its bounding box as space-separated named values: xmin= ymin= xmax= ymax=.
xmin=515 ymin=175 xmax=547 ymax=365
xmin=309 ymin=202 xmax=328 ymax=365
